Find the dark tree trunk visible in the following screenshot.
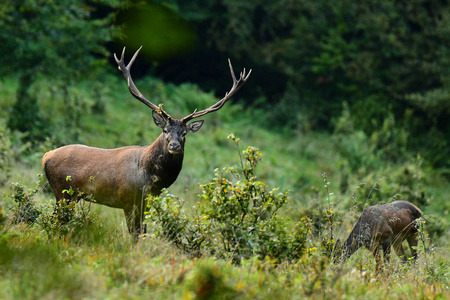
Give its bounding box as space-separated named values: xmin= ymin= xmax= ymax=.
xmin=7 ymin=72 xmax=48 ymax=143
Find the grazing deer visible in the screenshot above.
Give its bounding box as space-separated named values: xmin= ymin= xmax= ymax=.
xmin=42 ymin=46 xmax=251 ymax=239
xmin=335 ymin=200 xmax=422 ymax=271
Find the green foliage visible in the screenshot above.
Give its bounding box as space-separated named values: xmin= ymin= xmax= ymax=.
xmin=7 ymin=73 xmax=50 ymax=142
xmin=0 ymin=34 xmax=447 ymax=297
xmin=195 ymin=137 xmax=308 ymax=263
xmin=368 ymin=112 xmax=409 ymax=163
xmin=425 ymin=259 xmax=449 ymax=285
xmin=0 ymin=0 xmax=120 ymax=144
xmin=0 ymin=126 xmax=15 ymax=186
xmin=0 ymin=134 xmax=447 ymax=299
xmin=146 ymin=190 xmax=205 ymax=256
xmin=146 ymin=135 xmax=310 ymax=263
xmin=158 ymin=0 xmax=450 ymax=167
xmin=185 ymin=261 xmax=238 ymax=299
xmin=7 ymin=174 xmax=103 ymax=242
xmin=134 ymin=76 xmax=222 ymax=118
xmin=9 ymin=181 xmax=42 ymax=225
xmin=59 ymin=85 xmax=91 ymax=143
xmin=421 ymin=214 xmax=447 ymax=242
xmin=38 ymin=199 xmax=103 ymax=241
xmin=349 ymin=160 xmax=429 ymax=212
xmin=35 ymin=77 xmax=116 ymax=146
xmin=0 ymin=0 xmax=119 ymax=79
xmin=334 ymin=102 xmax=410 ymax=173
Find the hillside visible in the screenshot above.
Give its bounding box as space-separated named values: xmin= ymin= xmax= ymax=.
xmin=0 ymin=73 xmax=448 ymax=299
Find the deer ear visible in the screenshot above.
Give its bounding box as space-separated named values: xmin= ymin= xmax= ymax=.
xmin=152 ymin=110 xmax=167 ymax=128
xmin=187 ymin=120 xmax=204 ymax=133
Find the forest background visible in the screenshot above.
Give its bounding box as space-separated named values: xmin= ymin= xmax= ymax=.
xmin=0 ymin=1 xmax=448 ymax=299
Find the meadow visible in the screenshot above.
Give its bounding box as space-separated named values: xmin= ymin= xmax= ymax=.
xmin=0 ymin=72 xmax=448 ymax=299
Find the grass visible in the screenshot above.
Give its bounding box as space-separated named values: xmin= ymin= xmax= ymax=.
xmin=0 ymin=73 xmax=449 ymax=299
xmin=1 ymin=217 xmax=448 ymax=299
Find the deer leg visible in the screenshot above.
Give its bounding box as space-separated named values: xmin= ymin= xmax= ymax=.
xmin=123 ymin=204 xmax=146 ymax=242
xmin=407 ymin=233 xmax=419 ymax=261
xmin=393 ymin=240 xmax=407 ymax=263
xmin=136 ymin=206 xmax=147 ymax=236
xmin=124 ymin=205 xmax=138 ymax=238
xmin=372 ymin=244 xmax=382 ymax=273
xmin=381 ymin=240 xmax=392 ymax=263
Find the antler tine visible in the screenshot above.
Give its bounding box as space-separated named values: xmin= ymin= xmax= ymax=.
xmin=128 ymin=46 xmax=141 ymax=68
xmin=228 ymin=58 xmax=237 ymax=86
xmin=114 ymin=46 xmax=170 ymax=118
xmin=182 ymin=59 xmax=251 ymax=122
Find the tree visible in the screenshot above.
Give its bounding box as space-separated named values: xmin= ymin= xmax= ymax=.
xmin=0 ymin=0 xmax=121 ymax=143
xmin=156 ymin=0 xmax=450 ymax=166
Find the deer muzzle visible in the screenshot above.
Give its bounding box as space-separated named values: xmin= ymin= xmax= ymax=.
xmin=168 ymin=142 xmax=181 ymax=154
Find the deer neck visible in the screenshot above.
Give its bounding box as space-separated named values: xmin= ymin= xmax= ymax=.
xmin=142 ymin=134 xmax=184 ymax=195
xmin=342 ymin=234 xmax=358 ymax=260
xmin=342 ymin=224 xmax=365 ymax=260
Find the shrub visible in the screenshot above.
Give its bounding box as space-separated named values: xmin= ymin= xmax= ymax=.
xmin=146 ymin=135 xmax=311 ymax=263
xmin=38 ymin=199 xmax=103 ymax=241
xmin=8 ymin=174 xmax=102 ymax=241
xmin=9 ymin=181 xmax=42 ymax=225
xmin=146 ymin=190 xmax=205 ymax=256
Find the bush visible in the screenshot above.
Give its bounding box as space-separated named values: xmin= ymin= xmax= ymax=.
xmin=38 ymin=199 xmax=103 ymax=241
xmin=7 ymin=174 xmax=102 ymax=241
xmin=146 ymin=135 xmax=311 ymax=263
xmin=9 ymin=181 xmax=42 ymax=225
xmin=146 ymin=190 xmax=205 ymax=256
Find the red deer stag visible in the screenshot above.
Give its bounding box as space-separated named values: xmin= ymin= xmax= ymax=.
xmin=335 ymin=200 xmax=422 ymax=271
xmin=42 ymin=46 xmax=251 ymax=239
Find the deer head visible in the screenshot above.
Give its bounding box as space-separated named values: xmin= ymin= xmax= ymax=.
xmin=114 ymin=46 xmax=251 ymax=155
xmin=151 ymin=111 xmax=203 ymax=154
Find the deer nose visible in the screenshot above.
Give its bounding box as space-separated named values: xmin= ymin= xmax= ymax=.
xmin=168 ymin=142 xmax=181 ymax=153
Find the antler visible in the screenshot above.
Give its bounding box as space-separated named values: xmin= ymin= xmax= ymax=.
xmin=114 ymin=46 xmax=170 ymax=118
xmin=181 ymin=59 xmax=252 ymax=122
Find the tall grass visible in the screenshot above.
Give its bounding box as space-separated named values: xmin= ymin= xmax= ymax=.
xmin=1 ymin=217 xmax=448 ymax=299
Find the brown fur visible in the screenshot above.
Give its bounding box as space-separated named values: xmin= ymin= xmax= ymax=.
xmin=337 ymin=200 xmax=422 ymax=271
xmin=42 ymin=113 xmax=202 ymax=239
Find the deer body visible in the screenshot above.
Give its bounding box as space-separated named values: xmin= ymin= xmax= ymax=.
xmin=43 ymin=136 xmax=183 ymax=209
xmin=43 ymin=116 xmax=199 ymax=236
xmin=338 ymin=200 xmax=422 ymax=270
xmin=42 ymin=46 xmax=251 ymax=239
